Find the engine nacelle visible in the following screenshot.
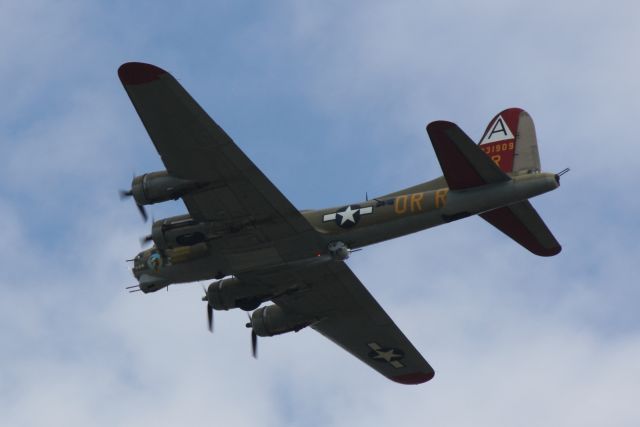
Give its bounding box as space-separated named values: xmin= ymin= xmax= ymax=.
xmin=150 ymin=214 xmax=218 ymax=250
xmin=130 ymin=171 xmax=204 ymax=206
xmin=250 ymin=304 xmax=316 ymax=337
xmin=206 ymin=277 xmax=270 ymax=311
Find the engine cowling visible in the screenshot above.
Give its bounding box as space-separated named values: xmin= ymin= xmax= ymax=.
xmin=250 ymin=304 xmax=316 ymax=337
xmin=206 ymin=277 xmax=270 ymax=311
xmin=130 ymin=171 xmax=205 ymax=206
xmin=150 ymin=214 xmax=220 ymax=250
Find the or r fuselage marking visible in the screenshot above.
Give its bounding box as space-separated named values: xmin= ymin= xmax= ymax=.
xmin=394 ymin=193 xmax=425 ymax=215
xmin=394 ymin=190 xmax=448 ymax=215
xmin=410 ymin=193 xmax=423 ymax=212
xmin=434 ymin=189 xmax=448 ymax=209
xmin=394 ymin=194 xmax=425 ymax=214
xmin=394 ymin=195 xmax=408 ymax=214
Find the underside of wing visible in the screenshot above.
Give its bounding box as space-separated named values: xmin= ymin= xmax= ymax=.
xmin=118 ymin=62 xmax=314 ymax=247
xmin=261 ymin=261 xmax=434 ymax=385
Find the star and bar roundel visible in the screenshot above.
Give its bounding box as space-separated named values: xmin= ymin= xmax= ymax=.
xmin=367 ymin=342 xmax=405 ymax=369
xmin=322 ymin=204 xmax=373 ymax=228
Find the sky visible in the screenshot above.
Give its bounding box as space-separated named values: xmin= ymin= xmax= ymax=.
xmin=1 ymin=0 xmax=639 ymax=425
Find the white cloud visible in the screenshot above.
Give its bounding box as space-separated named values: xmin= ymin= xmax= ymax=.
xmin=1 ymin=1 xmax=639 ymax=426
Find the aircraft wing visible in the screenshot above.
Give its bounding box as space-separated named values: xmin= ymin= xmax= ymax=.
xmin=120 ymin=62 xmax=432 ymax=383
xmin=263 ymin=261 xmax=435 ymax=384
xmin=118 ymin=62 xmax=314 ymax=248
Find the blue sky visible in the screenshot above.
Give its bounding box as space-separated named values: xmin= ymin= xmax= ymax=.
xmin=1 ymin=1 xmax=639 ymax=425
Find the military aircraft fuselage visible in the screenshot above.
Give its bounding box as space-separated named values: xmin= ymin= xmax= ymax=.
xmin=132 ymin=171 xmax=559 ymax=292
xmin=309 ymin=172 xmax=558 ymax=248
xmin=119 ymin=61 xmax=564 ymax=384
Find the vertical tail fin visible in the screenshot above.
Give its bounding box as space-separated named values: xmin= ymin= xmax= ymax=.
xmin=478 ymin=108 xmax=560 ymax=256
xmin=479 ymin=108 xmax=541 ymax=175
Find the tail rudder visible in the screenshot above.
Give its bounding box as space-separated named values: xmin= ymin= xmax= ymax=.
xmin=479 ymin=108 xmax=541 ymax=176
xmin=478 ymin=108 xmax=559 ymax=256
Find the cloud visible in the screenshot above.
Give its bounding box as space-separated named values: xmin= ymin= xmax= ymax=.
xmin=1 ymin=1 xmax=639 ymax=426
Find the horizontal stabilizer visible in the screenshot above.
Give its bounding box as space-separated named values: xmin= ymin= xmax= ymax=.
xmin=480 ymin=201 xmax=561 ymax=256
xmin=426 ymin=121 xmax=509 ymax=190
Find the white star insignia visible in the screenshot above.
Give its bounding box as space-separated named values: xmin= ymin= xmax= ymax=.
xmin=337 ymin=205 xmax=358 ymax=225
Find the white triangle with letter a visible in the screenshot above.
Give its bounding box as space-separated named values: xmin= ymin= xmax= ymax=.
xmin=480 ymin=115 xmax=514 ymax=145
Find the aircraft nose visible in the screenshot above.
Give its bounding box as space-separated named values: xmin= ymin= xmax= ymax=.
xmin=131 ymin=253 xmax=145 ymax=274
xmin=128 ymin=250 xmax=170 ymax=293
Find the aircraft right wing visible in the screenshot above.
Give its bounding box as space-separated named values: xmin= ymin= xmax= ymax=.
xmin=262 ymin=261 xmax=435 ymax=385
xmin=118 ymin=62 xmax=319 ymax=262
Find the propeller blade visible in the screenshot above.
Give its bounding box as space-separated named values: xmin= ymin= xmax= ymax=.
xmin=207 ymin=304 xmax=213 ymax=333
xmin=251 ymin=330 xmax=258 ymax=358
xmin=136 ymin=204 xmax=148 ymax=222
xmin=119 ymin=186 xmax=147 ymax=222
xmin=139 ymin=234 xmax=153 ymax=247
xmin=246 ymin=312 xmax=257 ymax=358
xmin=201 ymin=285 xmax=214 ymax=333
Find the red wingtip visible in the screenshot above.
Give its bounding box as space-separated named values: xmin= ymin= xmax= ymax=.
xmin=118 ymin=62 xmax=167 ymax=85
xmin=539 ymin=245 xmax=562 ymax=257
xmin=391 ymin=371 xmax=435 ymax=385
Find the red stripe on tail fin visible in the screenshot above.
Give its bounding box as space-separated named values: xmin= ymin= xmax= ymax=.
xmin=478 ymin=108 xmax=523 ymax=173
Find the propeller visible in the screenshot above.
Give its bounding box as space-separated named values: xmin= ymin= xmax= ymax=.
xmin=251 ymin=329 xmax=257 ymax=358
xmin=207 ymin=304 xmax=214 ymax=333
xmin=119 ymin=188 xmax=148 ymax=222
xmin=202 ymin=285 xmax=213 ymax=333
xmin=246 ymin=313 xmax=258 ymax=358
xmin=139 ymin=234 xmax=153 ymax=247
xmin=201 ymin=284 xmax=257 ymax=357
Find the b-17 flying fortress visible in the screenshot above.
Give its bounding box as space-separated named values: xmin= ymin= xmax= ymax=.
xmin=119 ymin=62 xmax=564 ymax=384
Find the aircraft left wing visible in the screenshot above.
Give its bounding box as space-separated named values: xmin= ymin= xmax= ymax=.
xmin=118 ymin=62 xmax=314 ymax=249
xmin=262 ymin=261 xmax=435 ymax=384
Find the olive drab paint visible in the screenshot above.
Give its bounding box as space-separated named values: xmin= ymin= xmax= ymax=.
xmin=119 ymin=62 xmax=563 ymax=385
